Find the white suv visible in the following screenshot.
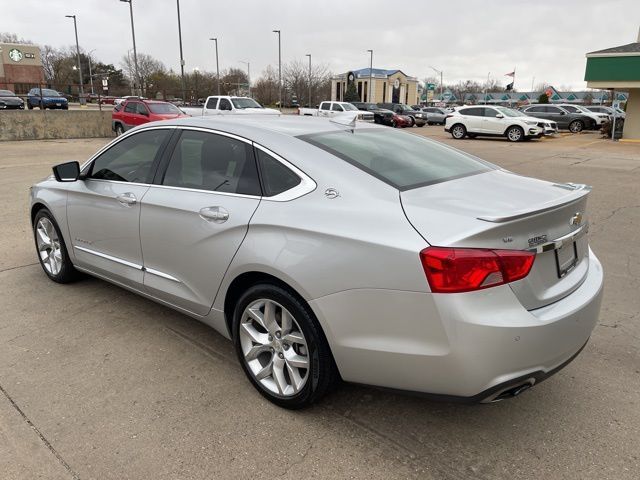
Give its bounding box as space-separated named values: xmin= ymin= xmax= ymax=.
xmin=445 ymin=106 xmax=543 ymax=142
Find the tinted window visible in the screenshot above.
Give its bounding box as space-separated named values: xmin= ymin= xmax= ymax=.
xmin=89 ymin=129 xmax=169 ymax=183
xmin=546 ymin=106 xmax=562 ymax=113
xmin=219 ymin=98 xmax=232 ymax=111
xmin=124 ymin=101 xmax=137 ymax=113
xmin=205 ymin=97 xmax=218 ymax=109
xmin=162 ymin=130 xmax=261 ymax=196
xmin=331 ymin=103 xmax=344 ymax=111
xmin=459 ymin=107 xmax=484 ymax=116
xmin=300 ymin=129 xmax=493 ymax=190
xmin=526 ymin=106 xmax=545 ymax=113
xmin=320 ymin=103 xmax=331 ymax=111
xmin=136 ymin=103 xmax=148 ymax=115
xmin=256 ymin=149 xmax=301 ymax=197
xmin=562 ymin=105 xmax=578 ymax=113
xmin=483 ymin=108 xmax=499 ymax=117
xmin=148 ymin=103 xmax=181 ymax=114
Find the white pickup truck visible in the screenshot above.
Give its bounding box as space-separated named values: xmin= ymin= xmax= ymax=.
xmin=298 ymin=101 xmax=374 ymax=121
xmin=180 ymin=96 xmax=280 ymax=117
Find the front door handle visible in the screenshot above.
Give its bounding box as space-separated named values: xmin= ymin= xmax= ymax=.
xmin=117 ymin=192 xmax=137 ymax=206
xmin=199 ymin=206 xmax=229 ymax=223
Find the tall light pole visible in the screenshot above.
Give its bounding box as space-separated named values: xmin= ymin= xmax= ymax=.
xmin=367 ymin=49 xmax=373 ymax=102
xmin=193 ymin=67 xmax=199 ymax=102
xmin=120 ymin=0 xmax=140 ymax=96
xmin=209 ymin=37 xmax=220 ymax=95
xmin=239 ymin=60 xmax=250 ymax=97
xmin=272 ymin=30 xmax=281 ymax=108
xmin=429 ymin=65 xmax=443 ymax=99
xmin=305 ymin=54 xmax=311 ymax=107
xmin=87 ymin=48 xmax=96 ymax=95
xmin=176 ymin=0 xmax=186 ymax=103
xmin=65 ymin=15 xmax=84 ymax=104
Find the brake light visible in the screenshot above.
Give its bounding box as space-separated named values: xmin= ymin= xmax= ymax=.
xmin=419 ymin=247 xmax=535 ymax=293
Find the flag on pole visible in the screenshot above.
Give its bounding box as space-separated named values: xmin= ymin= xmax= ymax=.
xmin=505 ymin=71 xmax=515 ymax=77
xmin=505 ymin=82 xmax=514 ymax=91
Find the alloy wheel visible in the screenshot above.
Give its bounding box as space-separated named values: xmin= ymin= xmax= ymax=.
xmin=239 ymin=299 xmax=310 ymax=396
xmin=36 ymin=217 xmax=62 ymax=276
xmin=452 ymin=125 xmax=465 ymax=138
xmin=507 ymin=127 xmax=523 ymax=142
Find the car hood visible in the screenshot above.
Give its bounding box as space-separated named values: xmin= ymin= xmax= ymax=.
xmin=0 ymin=96 xmax=23 ymax=104
xmin=235 ymin=107 xmax=280 ymax=115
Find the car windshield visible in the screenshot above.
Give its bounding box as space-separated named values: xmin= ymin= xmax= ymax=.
xmin=0 ymin=90 xmax=15 ymax=96
xmin=299 ymin=128 xmax=494 ymax=190
xmin=562 ymin=105 xmax=579 ymax=113
xmin=147 ymin=103 xmax=181 ymax=114
xmin=495 ymin=107 xmax=524 ymax=117
xmin=38 ymin=89 xmax=61 ymax=96
xmin=398 ymin=104 xmax=414 ymax=111
xmin=231 ymin=98 xmax=262 ymax=109
xmin=342 ymin=103 xmax=358 ymax=111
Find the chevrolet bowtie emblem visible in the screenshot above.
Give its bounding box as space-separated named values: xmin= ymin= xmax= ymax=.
xmin=570 ymin=212 xmax=583 ymax=226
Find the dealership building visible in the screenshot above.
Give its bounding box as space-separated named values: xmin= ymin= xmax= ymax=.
xmin=0 ymin=43 xmax=45 ymax=93
xmin=331 ymin=68 xmax=420 ymax=105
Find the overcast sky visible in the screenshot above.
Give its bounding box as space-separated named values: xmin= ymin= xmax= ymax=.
xmin=4 ymin=0 xmax=640 ymax=90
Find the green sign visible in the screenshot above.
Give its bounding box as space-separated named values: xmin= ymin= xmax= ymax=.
xmin=426 ymin=83 xmax=436 ymax=90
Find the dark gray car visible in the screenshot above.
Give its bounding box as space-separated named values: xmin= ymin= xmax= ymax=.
xmin=0 ymin=89 xmax=24 ymax=110
xmin=519 ymin=105 xmax=595 ymax=133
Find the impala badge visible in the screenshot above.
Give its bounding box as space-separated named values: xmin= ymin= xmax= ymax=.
xmin=570 ymin=212 xmax=583 ymax=226
xmin=528 ymin=234 xmax=547 ymax=247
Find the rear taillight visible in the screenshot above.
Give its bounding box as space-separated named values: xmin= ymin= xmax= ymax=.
xmin=419 ymin=247 xmax=535 ymax=293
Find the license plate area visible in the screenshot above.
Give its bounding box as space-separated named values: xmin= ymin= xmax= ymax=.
xmin=555 ymin=241 xmax=578 ymax=278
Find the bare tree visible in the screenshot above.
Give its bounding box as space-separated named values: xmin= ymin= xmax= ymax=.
xmin=0 ymin=32 xmax=34 ymax=44
xmin=283 ymin=60 xmax=332 ymax=107
xmin=121 ymin=53 xmax=166 ymax=94
xmin=253 ymin=65 xmax=279 ymax=106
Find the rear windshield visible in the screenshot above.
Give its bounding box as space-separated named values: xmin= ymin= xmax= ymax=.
xmin=147 ymin=102 xmax=181 ymax=114
xmin=0 ymin=90 xmax=15 ymax=96
xmin=299 ymin=129 xmax=494 ymax=190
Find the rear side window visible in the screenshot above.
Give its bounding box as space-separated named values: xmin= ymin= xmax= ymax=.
xmin=206 ymin=97 xmax=219 ymax=109
xmin=256 ymin=149 xmax=301 ymax=197
xmin=459 ymin=107 xmax=483 ymax=116
xmin=89 ymin=129 xmax=169 ymax=183
xmin=162 ymin=130 xmax=261 ymax=196
xmin=546 ymin=106 xmax=562 ymax=113
xmin=124 ymin=102 xmax=137 ymax=113
xmin=299 ymin=128 xmax=493 ymax=190
xmin=320 ymin=103 xmax=331 ymax=111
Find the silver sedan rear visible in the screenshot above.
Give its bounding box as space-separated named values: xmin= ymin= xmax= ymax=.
xmin=29 ymin=115 xmax=603 ymax=408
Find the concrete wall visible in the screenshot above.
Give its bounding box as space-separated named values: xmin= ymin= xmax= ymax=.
xmin=623 ymin=88 xmax=640 ymax=140
xmin=0 ymin=110 xmax=114 ymax=141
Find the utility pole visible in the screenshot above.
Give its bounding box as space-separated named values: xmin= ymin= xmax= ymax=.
xmin=65 ymin=15 xmax=85 ymax=104
xmin=120 ymin=0 xmax=140 ymax=96
xmin=88 ymin=49 xmax=96 ymax=94
xmin=305 ymin=54 xmax=311 ymax=107
xmin=273 ymin=30 xmax=281 ymax=108
xmin=209 ymin=37 xmax=220 ymax=95
xmin=239 ymin=61 xmax=250 ymax=97
xmin=176 ymin=0 xmax=186 ymax=103
xmin=429 ymin=65 xmax=443 ymax=101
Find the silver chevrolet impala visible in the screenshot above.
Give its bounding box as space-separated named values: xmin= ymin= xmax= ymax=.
xmin=29 ymin=115 xmax=604 ymax=408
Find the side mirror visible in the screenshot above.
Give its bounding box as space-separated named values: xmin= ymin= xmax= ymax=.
xmin=495 ymin=114 xmax=504 ymax=118
xmin=560 ymin=111 xmax=566 ymax=115
xmin=52 ymin=161 xmax=80 ymax=182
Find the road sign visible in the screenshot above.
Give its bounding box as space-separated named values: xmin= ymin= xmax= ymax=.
xmin=426 ymin=83 xmax=436 ymax=91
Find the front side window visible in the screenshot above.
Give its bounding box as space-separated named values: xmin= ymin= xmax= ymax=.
xmin=546 ymin=106 xmax=563 ymax=114
xmin=331 ymin=103 xmax=344 ymax=111
xmin=231 ymin=98 xmax=262 ymax=109
xmin=162 ymin=130 xmax=261 ymax=196
xmin=148 ymin=103 xmax=181 ymax=114
xmin=526 ymin=106 xmax=545 ymax=113
xmin=562 ymin=105 xmax=579 ymax=113
xmin=136 ymin=103 xmax=149 ymax=115
xmin=256 ymin=149 xmax=301 ymax=197
xmin=219 ymin=98 xmax=232 ymax=111
xmin=342 ymin=103 xmax=358 ymax=111
xmin=124 ymin=102 xmax=138 ymax=113
xmin=483 ymin=108 xmax=499 ymax=117
xmin=299 ymin=128 xmax=493 ymax=190
xmin=88 ymin=129 xmax=169 ymax=183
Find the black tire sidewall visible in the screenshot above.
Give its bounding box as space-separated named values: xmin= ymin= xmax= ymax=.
xmin=570 ymin=120 xmax=583 ymax=133
xmin=232 ymin=283 xmax=334 ymax=409
xmin=507 ymin=126 xmax=523 ymax=142
xmin=452 ymin=124 xmax=466 ymax=139
xmin=33 ymin=209 xmax=77 ymax=283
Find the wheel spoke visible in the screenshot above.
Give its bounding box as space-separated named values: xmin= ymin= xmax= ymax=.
xmin=282 ymin=331 xmax=305 ymax=345
xmin=246 ymin=306 xmax=268 ymax=331
xmin=262 ymin=301 xmax=278 ymax=334
xmin=37 ymin=225 xmax=50 ymax=245
xmin=255 ymin=360 xmax=273 ymax=380
xmin=285 ymin=361 xmax=304 ymax=393
xmin=245 ymin=343 xmax=271 ymax=361
xmin=285 ymin=351 xmax=309 ymax=369
xmin=241 ymin=322 xmax=269 ymax=345
xmin=281 ymin=309 xmax=292 ymax=334
xmin=272 ymin=356 xmax=288 ymax=394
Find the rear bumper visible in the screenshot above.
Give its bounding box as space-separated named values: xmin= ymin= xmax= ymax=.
xmin=310 ymin=248 xmax=603 ymax=401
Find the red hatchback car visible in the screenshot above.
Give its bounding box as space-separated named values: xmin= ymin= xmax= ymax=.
xmin=112 ymin=98 xmax=188 ymax=135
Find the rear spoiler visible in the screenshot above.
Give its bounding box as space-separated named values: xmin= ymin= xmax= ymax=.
xmin=477 ymin=183 xmax=591 ymax=223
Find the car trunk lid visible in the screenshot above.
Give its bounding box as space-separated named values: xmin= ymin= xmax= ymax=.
xmin=401 ymin=170 xmax=591 ymax=310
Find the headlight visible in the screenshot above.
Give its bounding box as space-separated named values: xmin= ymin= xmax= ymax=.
xmin=524 ymin=120 xmax=538 ymax=126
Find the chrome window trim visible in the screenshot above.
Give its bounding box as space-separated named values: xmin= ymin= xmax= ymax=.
xmin=74 ymin=245 xmax=143 ymax=270
xmin=253 ymin=143 xmax=317 ymax=202
xmin=145 ymin=267 xmax=181 ymax=283
xmin=146 ymin=183 xmax=261 ymax=200
xmin=527 ymin=223 xmax=589 ymax=254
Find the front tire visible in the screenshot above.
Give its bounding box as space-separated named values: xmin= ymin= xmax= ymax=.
xmin=33 ymin=209 xmax=78 ymax=283
xmin=451 ymin=123 xmax=467 ymax=139
xmin=408 ymin=116 xmax=416 ymax=127
xmin=115 ymin=123 xmax=125 ymax=136
xmin=232 ymin=283 xmax=338 ymax=409
xmin=506 ymin=126 xmax=524 ymax=142
xmin=569 ymin=120 xmax=584 ymax=133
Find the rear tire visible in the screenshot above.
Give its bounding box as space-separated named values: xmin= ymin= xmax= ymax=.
xmin=115 ymin=123 xmax=125 ymax=136
xmin=451 ymin=123 xmax=466 ymax=139
xmin=569 ymin=120 xmax=584 ymax=133
xmin=33 ymin=209 xmax=79 ymax=284
xmin=408 ymin=116 xmax=415 ymax=127
xmin=232 ymin=283 xmax=339 ymax=409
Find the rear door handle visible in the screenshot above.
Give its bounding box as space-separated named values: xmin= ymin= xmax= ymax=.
xmin=116 ymin=192 xmax=137 ymax=206
xmin=199 ymin=206 xmax=229 ymax=223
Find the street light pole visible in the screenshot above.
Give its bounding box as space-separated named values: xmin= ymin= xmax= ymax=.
xmin=88 ymin=49 xmax=96 ymax=95
xmin=209 ymin=38 xmax=220 ymax=95
xmin=367 ymin=49 xmax=373 ymax=102
xmin=120 ymin=0 xmax=140 ymax=96
xmin=65 ymin=15 xmax=85 ymax=104
xmin=239 ymin=61 xmax=250 ymax=97
xmin=305 ymin=54 xmax=311 ymax=107
xmin=176 ymin=0 xmax=186 ymax=103
xmin=272 ymin=30 xmax=281 ymax=108
xmin=429 ymin=65 xmax=443 ymax=99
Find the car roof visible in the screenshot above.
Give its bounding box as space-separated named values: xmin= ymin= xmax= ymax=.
xmin=151 ymin=114 xmax=387 ymax=138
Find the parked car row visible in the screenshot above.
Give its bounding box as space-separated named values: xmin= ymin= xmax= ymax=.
xmin=0 ymin=89 xmax=24 ymax=109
